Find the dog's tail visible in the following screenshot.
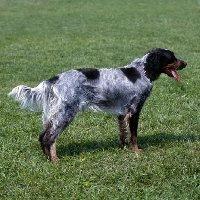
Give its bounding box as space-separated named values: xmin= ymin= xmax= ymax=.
xmin=8 ymin=81 xmax=50 ymax=111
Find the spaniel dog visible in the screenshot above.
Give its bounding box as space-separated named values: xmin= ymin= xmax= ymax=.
xmin=8 ymin=48 xmax=187 ymax=162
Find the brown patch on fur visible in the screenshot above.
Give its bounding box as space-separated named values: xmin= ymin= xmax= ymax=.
xmin=118 ymin=115 xmax=129 ymax=146
xmin=49 ymin=141 xmax=60 ymax=162
xmin=130 ymin=134 xmax=143 ymax=153
xmin=39 ymin=123 xmax=60 ymax=162
xmin=165 ymin=60 xmax=187 ymax=70
xmin=117 ymin=110 xmax=132 ymax=146
xmin=39 ymin=124 xmax=51 ymax=156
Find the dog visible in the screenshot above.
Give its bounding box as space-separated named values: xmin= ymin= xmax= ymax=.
xmin=8 ymin=48 xmax=187 ymax=162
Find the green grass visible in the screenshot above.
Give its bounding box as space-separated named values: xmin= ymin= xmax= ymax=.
xmin=1 ymin=0 xmax=200 ymax=199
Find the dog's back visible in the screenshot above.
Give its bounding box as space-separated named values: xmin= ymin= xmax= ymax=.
xmin=8 ymin=64 xmax=152 ymax=116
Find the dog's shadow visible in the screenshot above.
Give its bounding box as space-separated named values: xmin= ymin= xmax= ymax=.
xmin=57 ymin=132 xmax=199 ymax=157
xmin=57 ymin=138 xmax=119 ymax=157
xmin=139 ymin=132 xmax=199 ymax=148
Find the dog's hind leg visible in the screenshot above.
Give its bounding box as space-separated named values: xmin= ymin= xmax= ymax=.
xmin=39 ymin=123 xmax=52 ymax=157
xmin=39 ymin=123 xmax=60 ymax=162
xmin=39 ymin=102 xmax=79 ymax=162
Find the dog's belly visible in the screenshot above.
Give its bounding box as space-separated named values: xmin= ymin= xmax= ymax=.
xmin=81 ymin=91 xmax=138 ymax=115
xmin=79 ymin=78 xmax=152 ymax=115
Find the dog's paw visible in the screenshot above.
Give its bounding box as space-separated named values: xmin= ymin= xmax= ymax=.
xmin=50 ymin=156 xmax=60 ymax=163
xmin=132 ymin=147 xmax=143 ymax=153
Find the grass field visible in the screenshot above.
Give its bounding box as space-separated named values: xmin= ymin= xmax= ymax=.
xmin=1 ymin=0 xmax=200 ymax=199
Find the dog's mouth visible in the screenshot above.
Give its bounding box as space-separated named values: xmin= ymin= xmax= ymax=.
xmin=164 ymin=68 xmax=181 ymax=81
xmin=164 ymin=60 xmax=187 ymax=81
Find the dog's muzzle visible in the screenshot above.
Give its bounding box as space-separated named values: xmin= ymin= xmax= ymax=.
xmin=164 ymin=59 xmax=187 ymax=81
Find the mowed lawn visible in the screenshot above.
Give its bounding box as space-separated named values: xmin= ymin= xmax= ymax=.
xmin=0 ymin=0 xmax=200 ymax=199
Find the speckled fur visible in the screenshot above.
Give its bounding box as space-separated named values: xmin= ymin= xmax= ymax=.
xmin=8 ymin=48 xmax=187 ymax=162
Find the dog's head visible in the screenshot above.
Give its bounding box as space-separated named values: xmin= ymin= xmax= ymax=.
xmin=144 ymin=48 xmax=187 ymax=81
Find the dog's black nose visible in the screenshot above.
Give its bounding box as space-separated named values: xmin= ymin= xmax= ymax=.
xmin=182 ymin=61 xmax=187 ymax=67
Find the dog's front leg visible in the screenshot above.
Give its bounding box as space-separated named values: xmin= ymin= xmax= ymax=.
xmin=129 ymin=111 xmax=143 ymax=153
xmin=117 ymin=115 xmax=129 ymax=147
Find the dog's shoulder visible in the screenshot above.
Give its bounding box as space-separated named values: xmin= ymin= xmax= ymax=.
xmin=118 ymin=67 xmax=141 ymax=84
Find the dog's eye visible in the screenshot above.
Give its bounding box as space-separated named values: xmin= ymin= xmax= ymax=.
xmin=167 ymin=57 xmax=177 ymax=64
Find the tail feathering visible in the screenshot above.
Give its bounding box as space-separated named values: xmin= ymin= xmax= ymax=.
xmin=8 ymin=84 xmax=45 ymax=111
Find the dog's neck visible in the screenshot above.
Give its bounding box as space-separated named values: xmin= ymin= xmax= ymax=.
xmin=130 ymin=55 xmax=152 ymax=82
xmin=142 ymin=54 xmax=152 ymax=82
xmin=143 ymin=70 xmax=151 ymax=81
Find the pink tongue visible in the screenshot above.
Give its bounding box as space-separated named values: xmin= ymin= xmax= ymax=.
xmin=171 ymin=70 xmax=180 ymax=81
